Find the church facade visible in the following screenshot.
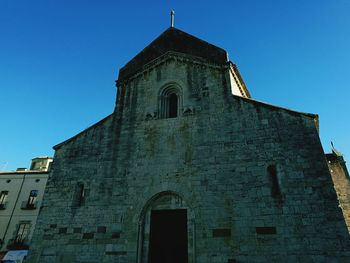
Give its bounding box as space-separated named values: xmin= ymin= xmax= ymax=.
xmin=27 ymin=27 xmax=350 ymax=263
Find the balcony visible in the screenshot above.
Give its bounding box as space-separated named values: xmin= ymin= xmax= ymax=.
xmin=6 ymin=240 xmax=29 ymax=250
xmin=20 ymin=201 xmax=37 ymax=210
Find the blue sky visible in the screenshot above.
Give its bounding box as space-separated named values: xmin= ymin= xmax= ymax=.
xmin=0 ymin=0 xmax=349 ymax=170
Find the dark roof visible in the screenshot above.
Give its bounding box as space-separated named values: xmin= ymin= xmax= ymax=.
xmin=0 ymin=170 xmax=49 ymax=175
xmin=118 ymin=27 xmax=228 ymax=81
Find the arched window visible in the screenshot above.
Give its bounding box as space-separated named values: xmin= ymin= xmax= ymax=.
xmin=159 ymin=84 xmax=182 ymax=119
xmin=168 ymin=93 xmax=178 ymax=118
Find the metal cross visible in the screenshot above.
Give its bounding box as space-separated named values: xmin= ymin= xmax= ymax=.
xmin=170 ymin=10 xmax=175 ymax=27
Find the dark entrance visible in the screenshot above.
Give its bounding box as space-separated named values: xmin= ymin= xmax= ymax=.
xmin=148 ymin=209 xmax=188 ymax=263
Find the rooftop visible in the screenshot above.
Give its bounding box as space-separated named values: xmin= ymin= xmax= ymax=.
xmin=118 ymin=27 xmax=228 ymax=81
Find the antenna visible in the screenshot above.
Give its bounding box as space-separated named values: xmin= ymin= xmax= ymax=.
xmin=170 ymin=10 xmax=175 ymax=27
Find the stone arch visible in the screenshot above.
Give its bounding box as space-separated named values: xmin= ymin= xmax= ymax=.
xmin=136 ymin=191 xmax=196 ymax=263
xmin=158 ymin=83 xmax=183 ymax=118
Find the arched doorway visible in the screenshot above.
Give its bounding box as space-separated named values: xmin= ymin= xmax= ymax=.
xmin=137 ymin=191 xmax=195 ymax=263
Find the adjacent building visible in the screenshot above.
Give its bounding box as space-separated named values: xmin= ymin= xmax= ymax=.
xmin=0 ymin=157 xmax=52 ymax=255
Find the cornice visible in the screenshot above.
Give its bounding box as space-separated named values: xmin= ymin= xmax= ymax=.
xmin=116 ymin=51 xmax=227 ymax=87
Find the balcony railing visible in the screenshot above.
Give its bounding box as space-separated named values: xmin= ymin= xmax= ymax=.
xmin=6 ymin=240 xmax=29 ymax=250
xmin=20 ymin=201 xmax=37 ymax=210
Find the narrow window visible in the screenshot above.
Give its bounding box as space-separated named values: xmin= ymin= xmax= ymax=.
xmin=15 ymin=223 xmax=30 ymax=244
xmin=159 ymin=85 xmax=182 ymax=119
xmin=168 ymin=93 xmax=178 ymax=118
xmin=27 ymin=190 xmax=38 ymax=208
xmin=78 ymin=183 xmax=85 ymax=206
xmin=0 ymin=191 xmax=8 ymax=209
xmin=267 ymin=165 xmax=281 ymax=198
xmin=73 ymin=182 xmax=85 ymax=208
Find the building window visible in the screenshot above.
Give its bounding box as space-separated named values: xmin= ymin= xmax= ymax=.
xmin=27 ymin=190 xmax=38 ymax=208
xmin=168 ymin=93 xmax=178 ymax=118
xmin=15 ymin=223 xmax=30 ymax=244
xmin=21 ymin=190 xmax=38 ymax=210
xmin=7 ymin=222 xmax=31 ymax=250
xmin=78 ymin=183 xmax=85 ymax=206
xmin=72 ymin=182 xmax=85 ymax=208
xmin=267 ymin=165 xmax=281 ymax=198
xmin=0 ymin=191 xmax=8 ymax=209
xmin=159 ymin=84 xmax=182 ymax=119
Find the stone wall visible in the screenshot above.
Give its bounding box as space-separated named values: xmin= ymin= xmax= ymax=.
xmin=326 ymin=152 xmax=350 ymax=233
xmin=27 ymin=54 xmax=350 ymax=263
